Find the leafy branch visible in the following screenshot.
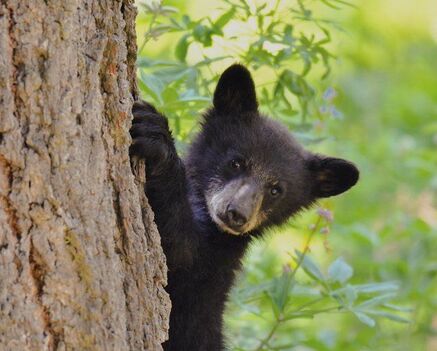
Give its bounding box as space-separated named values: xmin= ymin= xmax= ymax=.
xmin=230 ymin=208 xmax=410 ymax=350
xmin=137 ymin=0 xmax=347 ymax=143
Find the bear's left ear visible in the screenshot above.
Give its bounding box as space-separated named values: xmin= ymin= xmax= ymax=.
xmin=308 ymin=156 xmax=359 ymax=198
xmin=213 ymin=64 xmax=258 ymax=115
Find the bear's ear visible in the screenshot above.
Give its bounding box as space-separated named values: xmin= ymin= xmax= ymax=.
xmin=213 ymin=64 xmax=258 ymax=115
xmin=308 ymin=156 xmax=359 ymax=198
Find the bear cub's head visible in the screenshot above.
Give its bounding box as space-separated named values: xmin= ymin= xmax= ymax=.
xmin=187 ymin=64 xmax=359 ymax=236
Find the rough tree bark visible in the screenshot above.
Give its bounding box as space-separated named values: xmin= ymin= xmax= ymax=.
xmin=0 ymin=1 xmax=170 ymax=350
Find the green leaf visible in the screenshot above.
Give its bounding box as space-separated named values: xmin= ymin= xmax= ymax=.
xmin=162 ymin=86 xmax=179 ymax=103
xmin=169 ymin=18 xmax=185 ymax=30
xmin=353 ymin=311 xmax=376 ymax=327
xmin=332 ymin=0 xmax=357 ymax=8
xmin=215 ymin=7 xmax=236 ymax=28
xmin=160 ymin=5 xmax=179 ymax=15
xmin=150 ymin=24 xmax=172 ymax=38
xmin=342 ymin=284 xmax=358 ymax=306
xmin=153 ymin=66 xmax=192 ymax=83
xmin=193 ymin=24 xmax=213 ymax=46
xmin=383 ymin=303 xmax=414 ymax=313
xmin=268 ymin=270 xmax=294 ymax=316
xmin=274 ymin=48 xmax=293 ymax=65
xmin=320 ymin=0 xmax=341 ymax=10
xmin=294 ymin=250 xmax=325 ymax=282
xmin=279 ymin=69 xmax=314 ymax=99
xmin=301 ymin=52 xmax=312 ymax=76
xmin=367 ymin=311 xmax=411 ymax=324
xmin=178 ymin=95 xmax=210 ymax=103
xmin=357 ymin=293 xmax=397 ymax=309
xmin=290 ymin=284 xmax=321 ymax=297
xmin=139 ymin=71 xmax=164 ymax=104
xmin=328 ymin=257 xmax=353 ymax=284
xmin=273 ymin=80 xmax=284 ymax=98
xmin=136 ymin=58 xmax=180 ymax=68
xmin=175 ymin=35 xmax=190 ymax=62
xmin=354 ymin=282 xmax=399 ymax=294
xmin=182 ymin=15 xmax=191 ymax=27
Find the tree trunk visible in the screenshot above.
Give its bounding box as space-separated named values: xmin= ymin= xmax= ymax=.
xmin=0 ymin=1 xmax=170 ymax=350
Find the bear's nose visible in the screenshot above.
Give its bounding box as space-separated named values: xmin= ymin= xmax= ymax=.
xmin=226 ymin=205 xmax=247 ymax=228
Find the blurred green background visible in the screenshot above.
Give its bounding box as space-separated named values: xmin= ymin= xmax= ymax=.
xmin=136 ymin=1 xmax=437 ymax=350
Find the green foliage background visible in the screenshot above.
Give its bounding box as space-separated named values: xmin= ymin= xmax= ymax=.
xmin=136 ymin=1 xmax=437 ymax=350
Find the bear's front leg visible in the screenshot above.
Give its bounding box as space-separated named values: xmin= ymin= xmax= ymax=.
xmin=130 ymin=100 xmax=179 ymax=178
xmin=129 ymin=100 xmax=197 ymax=270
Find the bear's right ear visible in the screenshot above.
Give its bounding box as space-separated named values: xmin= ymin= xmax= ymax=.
xmin=213 ymin=64 xmax=258 ymax=115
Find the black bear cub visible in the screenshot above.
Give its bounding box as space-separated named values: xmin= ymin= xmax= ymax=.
xmin=130 ymin=64 xmax=359 ymax=350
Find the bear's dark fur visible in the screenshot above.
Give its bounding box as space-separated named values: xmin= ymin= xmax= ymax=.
xmin=130 ymin=64 xmax=359 ymax=350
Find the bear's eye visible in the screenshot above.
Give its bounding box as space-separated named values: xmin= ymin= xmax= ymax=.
xmin=270 ymin=185 xmax=282 ymax=197
xmin=229 ymin=159 xmax=242 ymax=170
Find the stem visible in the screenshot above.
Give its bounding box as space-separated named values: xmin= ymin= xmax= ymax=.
xmin=252 ymin=316 xmax=283 ymax=351
xmin=289 ymin=215 xmax=322 ymax=282
xmin=251 ymin=214 xmax=323 ymax=351
xmin=138 ymin=11 xmax=158 ymax=55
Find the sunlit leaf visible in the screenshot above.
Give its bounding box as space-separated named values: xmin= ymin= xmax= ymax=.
xmin=382 ymin=304 xmax=414 ymax=313
xmin=215 ymin=7 xmax=236 ymax=28
xmin=139 ymin=71 xmax=164 ymax=104
xmin=294 ymin=250 xmax=325 ymax=282
xmin=160 ymin=5 xmax=179 ymax=15
xmin=353 ymin=282 xmax=399 ymax=294
xmin=328 ymin=257 xmax=353 ymax=284
xmin=367 ymin=311 xmax=411 ymax=324
xmin=353 ymin=311 xmax=376 ymax=327
xmin=268 ymin=270 xmax=294 ymax=316
xmin=175 ymin=35 xmax=190 ymax=62
xmin=357 ymin=293 xmax=397 ymax=309
xmin=342 ymin=284 xmax=358 ymax=306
